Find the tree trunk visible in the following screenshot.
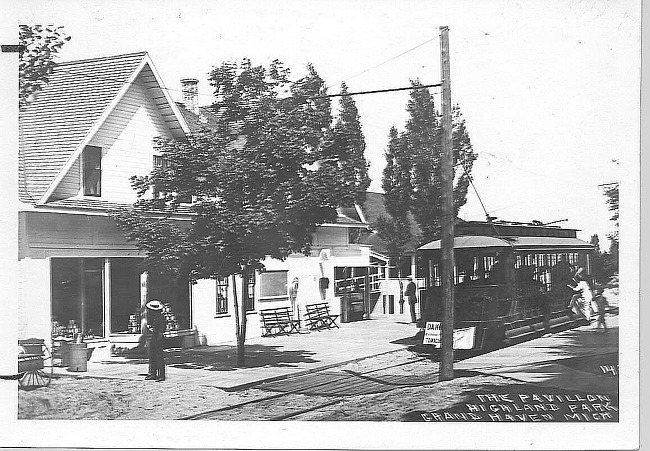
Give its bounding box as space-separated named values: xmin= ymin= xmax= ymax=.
xmin=238 ymin=266 xmax=249 ymax=367
xmin=231 ymin=272 xmax=245 ymax=367
xmin=397 ymin=258 xmax=404 ymax=304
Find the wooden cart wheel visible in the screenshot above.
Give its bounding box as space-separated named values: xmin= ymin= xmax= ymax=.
xmin=18 ymin=343 xmax=53 ymax=389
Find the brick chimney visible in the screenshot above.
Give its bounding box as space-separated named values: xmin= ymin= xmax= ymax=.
xmin=180 ymin=78 xmax=199 ymax=115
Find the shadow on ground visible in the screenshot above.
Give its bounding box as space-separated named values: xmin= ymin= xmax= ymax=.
xmin=101 ymin=343 xmax=322 ymax=372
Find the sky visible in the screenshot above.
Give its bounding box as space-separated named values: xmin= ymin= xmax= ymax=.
xmin=4 ymin=0 xmax=641 ymax=249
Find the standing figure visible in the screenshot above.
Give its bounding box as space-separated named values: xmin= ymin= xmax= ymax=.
xmin=567 ymin=269 xmax=593 ymax=323
xmin=593 ymin=286 xmax=610 ymax=332
xmin=405 ymin=276 xmax=418 ymax=324
xmin=145 ymin=299 xmax=166 ymax=381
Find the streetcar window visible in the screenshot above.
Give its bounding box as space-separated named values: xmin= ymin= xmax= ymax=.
xmin=432 ymin=264 xmax=440 ymax=287
xmin=472 ymin=256 xmax=479 ymax=280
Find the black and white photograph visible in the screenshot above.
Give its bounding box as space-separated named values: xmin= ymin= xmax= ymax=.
xmin=0 ymin=0 xmax=641 ymax=449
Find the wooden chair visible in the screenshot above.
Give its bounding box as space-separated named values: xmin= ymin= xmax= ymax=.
xmin=304 ymin=302 xmax=339 ymax=331
xmin=259 ymin=307 xmax=300 ymax=337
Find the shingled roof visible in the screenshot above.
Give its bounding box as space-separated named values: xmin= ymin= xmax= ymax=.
xmin=358 ymin=191 xmax=422 ymax=255
xmin=19 ymin=51 xmax=189 ymax=204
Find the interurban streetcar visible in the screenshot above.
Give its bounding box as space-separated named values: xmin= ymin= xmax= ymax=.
xmin=416 ymin=220 xmax=594 ymax=350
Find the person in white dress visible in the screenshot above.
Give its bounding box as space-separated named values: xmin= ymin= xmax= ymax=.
xmin=568 ymin=269 xmax=593 ymax=323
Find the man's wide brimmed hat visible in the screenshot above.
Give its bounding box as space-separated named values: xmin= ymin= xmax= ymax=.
xmin=146 ymin=300 xmax=163 ymax=311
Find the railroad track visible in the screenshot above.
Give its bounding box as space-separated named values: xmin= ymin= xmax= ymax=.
xmin=182 ymin=352 xmax=438 ymax=420
xmin=181 ymin=315 xmax=611 ymax=421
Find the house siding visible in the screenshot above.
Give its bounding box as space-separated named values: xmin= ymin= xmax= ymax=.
xmin=20 ymin=211 xmax=141 ymax=259
xmin=191 ymin=240 xmax=373 ymax=346
xmin=50 ymin=74 xmax=173 ymax=203
xmin=313 ymin=226 xmax=348 ymax=247
xmin=17 ymin=257 xmax=51 ymax=341
xmin=19 ymin=52 xmax=149 ymax=202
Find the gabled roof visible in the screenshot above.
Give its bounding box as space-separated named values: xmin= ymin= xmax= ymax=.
xmin=19 ymin=51 xmax=190 ymax=204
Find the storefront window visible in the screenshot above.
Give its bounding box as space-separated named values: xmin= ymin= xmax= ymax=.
xmin=148 ymin=272 xmax=191 ymax=330
xmin=51 ymin=258 xmax=104 ymax=339
xmin=110 ymin=258 xmax=142 ymax=334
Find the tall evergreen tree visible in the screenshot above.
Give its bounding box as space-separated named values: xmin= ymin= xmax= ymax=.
xmin=400 ymin=80 xmax=477 ymax=242
xmin=321 ymin=83 xmax=370 ymax=206
xmin=375 ymin=126 xmax=414 ymax=303
xmin=382 ymin=126 xmax=412 ymax=219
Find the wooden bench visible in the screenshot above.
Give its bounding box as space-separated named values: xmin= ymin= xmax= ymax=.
xmin=305 ymin=302 xmax=339 ymax=331
xmin=259 ymin=307 xmax=300 ymax=337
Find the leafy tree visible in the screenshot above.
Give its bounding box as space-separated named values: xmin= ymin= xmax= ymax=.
xmin=377 ymin=81 xmax=477 ymax=321
xmin=374 ymin=126 xmax=414 ymax=303
xmin=601 ymin=181 xmax=619 ymax=248
xmin=403 ymin=80 xmax=476 ymax=241
xmin=112 ymin=59 xmax=369 ymax=366
xmin=595 ymin=180 xmax=619 ymax=283
xmin=19 ymin=25 xmax=71 ymax=108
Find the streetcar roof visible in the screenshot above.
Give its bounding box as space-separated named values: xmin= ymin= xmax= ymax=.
xmin=418 ymin=235 xmax=592 ymax=251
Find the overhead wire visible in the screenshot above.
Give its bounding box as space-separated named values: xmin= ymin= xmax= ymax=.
xmin=326 ymin=34 xmax=441 ymax=90
xmin=51 ymin=32 xmax=443 ymax=104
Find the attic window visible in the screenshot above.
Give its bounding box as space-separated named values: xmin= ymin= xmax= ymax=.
xmin=83 ymin=146 xmax=102 ymax=197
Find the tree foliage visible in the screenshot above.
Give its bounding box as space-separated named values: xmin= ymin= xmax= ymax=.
xmin=592 ymin=180 xmax=619 ymax=283
xmin=601 ymin=181 xmax=619 ymax=247
xmin=374 ymin=126 xmax=414 ymax=295
xmin=112 ymin=59 xmax=369 ymax=365
xmin=19 ymin=25 xmax=71 ymax=108
xmin=322 ymin=83 xmax=371 ymax=206
xmin=381 ymin=80 xmax=477 ymax=243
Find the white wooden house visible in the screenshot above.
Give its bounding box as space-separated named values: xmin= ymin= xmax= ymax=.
xmin=18 ymin=52 xmax=375 ymax=359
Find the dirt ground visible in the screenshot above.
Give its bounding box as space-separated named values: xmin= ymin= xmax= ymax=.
xmin=17 ymin=348 xmax=618 ymax=421
xmin=16 ymin=349 xmax=475 ymax=420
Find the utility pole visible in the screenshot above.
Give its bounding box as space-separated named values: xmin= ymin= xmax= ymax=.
xmin=439 ymin=25 xmax=455 ymax=381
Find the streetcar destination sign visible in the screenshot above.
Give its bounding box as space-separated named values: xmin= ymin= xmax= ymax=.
xmin=422 ymin=322 xmax=476 ymax=349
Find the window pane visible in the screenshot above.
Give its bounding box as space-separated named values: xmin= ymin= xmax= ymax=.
xmin=245 ymin=273 xmax=255 ymax=311
xmin=83 ymin=259 xmax=104 ymax=338
xmin=260 ymin=271 xmax=288 ymax=298
xmin=216 ymin=277 xmax=228 ymax=314
xmin=51 ymin=258 xmax=104 ymax=339
xmin=83 ymin=146 xmax=102 ymax=196
xmin=51 ymin=258 xmax=81 ymax=337
xmin=110 ymin=258 xmax=142 ymax=334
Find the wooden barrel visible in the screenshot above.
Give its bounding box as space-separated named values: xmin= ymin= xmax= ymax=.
xmin=67 ymin=343 xmax=88 ymax=372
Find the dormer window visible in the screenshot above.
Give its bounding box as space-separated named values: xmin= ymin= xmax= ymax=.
xmin=83 ymin=145 xmax=102 ymax=197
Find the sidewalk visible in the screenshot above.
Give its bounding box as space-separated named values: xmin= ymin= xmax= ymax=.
xmin=54 ymin=318 xmax=418 ymax=389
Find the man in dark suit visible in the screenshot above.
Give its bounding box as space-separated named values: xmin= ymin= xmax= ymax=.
xmin=405 ymin=276 xmax=418 ymax=323
xmin=145 ymin=300 xmax=166 ymax=381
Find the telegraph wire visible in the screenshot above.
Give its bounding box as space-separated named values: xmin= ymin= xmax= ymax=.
xmin=49 ymin=64 xmax=442 ymax=105
xmin=310 ymin=83 xmax=441 ymax=100
xmin=326 ymin=34 xmax=441 ymax=90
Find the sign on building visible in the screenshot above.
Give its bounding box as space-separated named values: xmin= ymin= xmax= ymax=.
xmin=423 ymin=322 xmax=476 ymax=349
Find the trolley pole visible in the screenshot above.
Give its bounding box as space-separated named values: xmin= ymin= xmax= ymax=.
xmin=439 ymin=25 xmax=455 ymax=381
